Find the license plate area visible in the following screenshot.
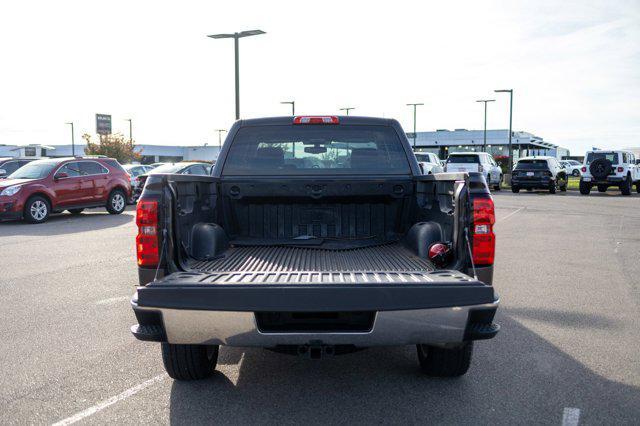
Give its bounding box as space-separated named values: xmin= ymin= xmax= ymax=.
xmin=255 ymin=311 xmax=375 ymax=333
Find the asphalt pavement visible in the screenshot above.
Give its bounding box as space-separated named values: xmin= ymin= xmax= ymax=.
xmin=0 ymin=191 xmax=639 ymax=425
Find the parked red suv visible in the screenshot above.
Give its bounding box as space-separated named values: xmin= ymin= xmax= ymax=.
xmin=0 ymin=157 xmax=131 ymax=223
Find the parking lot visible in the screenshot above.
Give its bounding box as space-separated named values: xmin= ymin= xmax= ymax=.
xmin=1 ymin=191 xmax=639 ymax=425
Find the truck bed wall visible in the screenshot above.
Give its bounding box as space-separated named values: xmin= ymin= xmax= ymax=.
xmin=168 ymin=176 xmax=458 ymax=266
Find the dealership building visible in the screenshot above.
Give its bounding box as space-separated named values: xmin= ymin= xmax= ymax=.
xmin=407 ymin=129 xmax=570 ymax=160
xmin=1 ymin=128 xmax=569 ymax=164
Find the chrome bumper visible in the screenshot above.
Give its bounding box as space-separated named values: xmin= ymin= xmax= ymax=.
xmin=131 ymin=296 xmax=499 ymax=346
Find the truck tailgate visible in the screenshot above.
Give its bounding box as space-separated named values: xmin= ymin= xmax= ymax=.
xmin=136 ymin=269 xmax=496 ymax=312
xmin=133 ymin=268 xmax=498 ymax=345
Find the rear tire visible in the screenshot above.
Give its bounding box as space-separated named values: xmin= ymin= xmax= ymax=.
xmin=572 ymin=169 xmax=580 ymax=177
xmin=417 ymin=342 xmax=473 ymax=377
xmin=511 ymin=186 xmax=520 ymax=193
xmin=549 ymin=180 xmax=557 ymax=194
xmin=579 ymin=180 xmax=591 ymax=195
xmin=68 ymin=208 xmax=84 ymax=215
xmin=620 ymin=175 xmax=632 ymax=196
xmin=161 ymin=343 xmax=219 ymax=381
xmin=106 ymin=189 xmax=127 ymax=214
xmin=597 ymin=185 xmax=607 ymax=193
xmin=24 ymin=196 xmax=50 ymax=224
xmin=636 ymin=183 xmax=640 ymax=194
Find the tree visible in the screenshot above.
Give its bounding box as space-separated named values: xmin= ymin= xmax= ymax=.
xmin=82 ymin=133 xmax=141 ymax=163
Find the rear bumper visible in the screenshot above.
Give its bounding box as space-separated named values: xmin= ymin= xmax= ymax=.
xmin=581 ymin=176 xmax=624 ymax=184
xmin=511 ymin=177 xmax=551 ymax=188
xmin=130 ymin=272 xmax=500 ymax=346
xmin=131 ymin=298 xmax=499 ymax=346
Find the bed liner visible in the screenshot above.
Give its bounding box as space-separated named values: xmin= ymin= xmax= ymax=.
xmin=187 ymin=242 xmax=435 ymax=273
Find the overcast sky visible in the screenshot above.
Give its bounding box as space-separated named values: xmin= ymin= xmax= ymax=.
xmin=0 ymin=0 xmax=638 ymax=155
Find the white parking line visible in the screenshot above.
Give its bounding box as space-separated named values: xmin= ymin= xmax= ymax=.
xmin=96 ymin=296 xmax=130 ymax=305
xmin=562 ymin=407 xmax=581 ymax=426
xmin=52 ymin=374 xmax=167 ymax=426
xmin=496 ymin=207 xmax=524 ymax=223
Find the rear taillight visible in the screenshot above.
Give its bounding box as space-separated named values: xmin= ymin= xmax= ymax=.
xmin=472 ymin=197 xmax=495 ymax=266
xmin=617 ymin=167 xmax=624 ymax=173
xmin=293 ymin=116 xmax=339 ymax=124
xmin=136 ymin=200 xmax=159 ymax=267
xmin=581 ymin=167 xmax=587 ymax=173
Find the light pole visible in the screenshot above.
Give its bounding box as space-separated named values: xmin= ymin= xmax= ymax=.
xmin=215 ymin=129 xmax=227 ymax=149
xmin=406 ymin=103 xmax=423 ymax=149
xmin=339 ymin=107 xmax=355 ymax=116
xmin=495 ymin=89 xmax=513 ymax=171
xmin=207 ymin=30 xmax=266 ymax=120
xmin=65 ymin=122 xmax=75 ymax=156
xmin=280 ymin=101 xmax=295 ymax=115
xmin=476 ymin=99 xmax=495 ymax=152
xmin=124 ymin=118 xmax=133 ymax=143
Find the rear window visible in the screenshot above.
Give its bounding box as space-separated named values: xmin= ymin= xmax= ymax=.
xmin=446 ymin=155 xmax=480 ymax=164
xmin=79 ymin=161 xmax=108 ymax=175
xmin=222 ymin=125 xmax=410 ymax=176
xmin=586 ymin=152 xmax=618 ymax=165
xmin=515 ymin=160 xmax=549 ymax=170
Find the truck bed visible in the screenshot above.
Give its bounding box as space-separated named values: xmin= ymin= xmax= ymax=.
xmin=187 ymin=242 xmax=435 ymax=274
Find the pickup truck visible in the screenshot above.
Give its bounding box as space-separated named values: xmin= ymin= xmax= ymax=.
xmin=130 ymin=116 xmax=500 ymax=380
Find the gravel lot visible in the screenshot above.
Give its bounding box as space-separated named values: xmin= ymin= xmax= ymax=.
xmin=1 ymin=191 xmax=639 ymax=425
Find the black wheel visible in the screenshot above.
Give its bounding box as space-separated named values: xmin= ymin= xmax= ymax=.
xmin=24 ymin=196 xmax=50 ymax=224
xmin=579 ymin=180 xmax=591 ymax=195
xmin=597 ymin=185 xmax=607 ymax=193
xmin=549 ymin=180 xmax=557 ymax=194
xmin=620 ymin=175 xmax=632 ymax=196
xmin=106 ymin=189 xmax=127 ymax=214
xmin=161 ymin=343 xmax=219 ymax=381
xmin=572 ymin=169 xmax=580 ymax=177
xmin=511 ymin=186 xmax=520 ymax=193
xmin=560 ymin=182 xmax=567 ymax=192
xmin=417 ymin=342 xmax=473 ymax=377
xmin=68 ymin=208 xmax=85 ymax=215
xmin=636 ymin=183 xmax=640 ymax=194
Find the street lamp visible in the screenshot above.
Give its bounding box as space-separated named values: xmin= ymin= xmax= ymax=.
xmin=495 ymin=89 xmax=513 ymax=171
xmin=65 ymin=122 xmax=75 ymax=156
xmin=215 ymin=129 xmax=227 ymax=149
xmin=406 ymin=103 xmax=424 ymax=149
xmin=476 ymin=99 xmax=495 ymax=152
xmin=280 ymin=101 xmax=295 ymax=115
xmin=207 ymin=29 xmax=266 ymax=120
xmin=124 ymin=118 xmax=133 ymax=143
xmin=339 ymin=107 xmax=355 ymax=116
